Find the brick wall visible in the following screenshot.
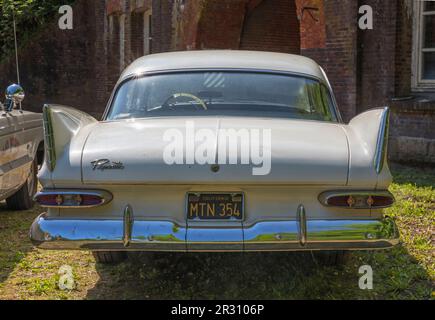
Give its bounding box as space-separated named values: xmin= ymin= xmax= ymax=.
xmin=0 ymin=0 xmax=172 ymax=119
xmin=357 ymin=0 xmax=397 ymax=113
xmin=175 ymin=0 xmax=300 ymax=53
xmin=0 ymin=0 xmax=433 ymax=164
xmin=390 ymin=101 xmax=435 ymax=164
xmin=240 ymin=0 xmax=300 ymax=54
xmin=302 ymin=0 xmax=359 ymax=122
xmin=295 ymin=0 xmax=325 ymax=50
xmin=0 ymin=0 xmax=108 ymax=118
xmin=152 ymin=0 xmax=175 ymax=53
xmin=130 ymin=11 xmax=145 ymax=58
xmin=395 ymin=0 xmax=413 ymax=97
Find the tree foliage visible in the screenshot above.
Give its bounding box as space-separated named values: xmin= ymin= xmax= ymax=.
xmin=0 ymin=0 xmax=74 ymax=60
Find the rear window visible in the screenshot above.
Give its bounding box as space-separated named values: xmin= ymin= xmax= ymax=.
xmin=106 ymin=71 xmax=338 ymax=122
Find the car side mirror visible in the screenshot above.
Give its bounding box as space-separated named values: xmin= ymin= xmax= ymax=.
xmin=5 ymin=84 xmax=25 ymax=111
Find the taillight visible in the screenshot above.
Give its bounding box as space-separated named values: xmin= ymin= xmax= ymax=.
xmin=35 ymin=194 xmax=60 ymax=206
xmin=370 ymin=195 xmax=394 ymax=207
xmin=319 ymin=191 xmax=394 ymax=209
xmin=35 ymin=190 xmax=112 ymax=208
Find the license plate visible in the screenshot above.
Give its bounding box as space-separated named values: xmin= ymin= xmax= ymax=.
xmin=187 ymin=193 xmax=244 ymax=220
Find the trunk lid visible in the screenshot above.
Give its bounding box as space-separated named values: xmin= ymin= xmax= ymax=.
xmin=82 ymin=117 xmax=349 ymax=185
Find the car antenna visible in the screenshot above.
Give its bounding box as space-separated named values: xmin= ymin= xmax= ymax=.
xmin=12 ymin=7 xmax=22 ymax=112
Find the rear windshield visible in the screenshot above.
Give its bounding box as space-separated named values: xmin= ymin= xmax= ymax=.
xmin=106 ymin=71 xmax=338 ymax=122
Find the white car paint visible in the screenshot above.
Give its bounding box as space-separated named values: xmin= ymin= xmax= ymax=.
xmin=31 ymin=51 xmax=398 ymax=252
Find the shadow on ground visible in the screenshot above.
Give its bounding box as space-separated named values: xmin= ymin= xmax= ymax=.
xmin=87 ymin=252 xmax=335 ymax=299
xmin=86 ymin=247 xmax=432 ymax=300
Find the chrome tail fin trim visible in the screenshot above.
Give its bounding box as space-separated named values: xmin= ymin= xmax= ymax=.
xmin=374 ymin=107 xmax=390 ymax=174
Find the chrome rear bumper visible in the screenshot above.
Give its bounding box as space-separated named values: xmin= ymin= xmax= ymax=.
xmin=30 ymin=212 xmax=399 ymax=252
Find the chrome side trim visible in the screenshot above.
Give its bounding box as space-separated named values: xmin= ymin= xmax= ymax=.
xmin=319 ymin=66 xmax=343 ymax=123
xmin=34 ymin=189 xmax=113 ymax=208
xmin=374 ymin=107 xmax=390 ymax=174
xmin=30 ymin=213 xmax=399 ymax=252
xmin=318 ymin=190 xmax=395 ymax=209
xmin=42 ymin=105 xmax=56 ymax=172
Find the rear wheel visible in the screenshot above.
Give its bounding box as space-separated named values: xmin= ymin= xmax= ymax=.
xmin=313 ymin=251 xmax=350 ymax=267
xmin=6 ymin=159 xmax=37 ymax=211
xmin=93 ymin=251 xmax=127 ymax=264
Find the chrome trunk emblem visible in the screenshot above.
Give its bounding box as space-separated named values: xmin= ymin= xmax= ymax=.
xmin=91 ymin=159 xmax=124 ymax=171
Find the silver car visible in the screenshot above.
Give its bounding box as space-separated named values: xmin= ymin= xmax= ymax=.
xmin=30 ymin=51 xmax=399 ymax=264
xmin=0 ymin=84 xmax=44 ymax=210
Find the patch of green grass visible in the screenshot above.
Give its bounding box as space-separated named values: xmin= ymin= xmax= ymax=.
xmin=0 ymin=163 xmax=433 ymax=300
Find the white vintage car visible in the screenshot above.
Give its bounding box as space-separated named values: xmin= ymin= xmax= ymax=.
xmin=1 ymin=84 xmax=44 ymax=210
xmin=30 ymin=51 xmax=399 ymax=264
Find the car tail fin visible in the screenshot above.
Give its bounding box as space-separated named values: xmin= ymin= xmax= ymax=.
xmin=347 ymin=107 xmax=390 ymax=176
xmin=43 ymin=104 xmax=97 ymax=171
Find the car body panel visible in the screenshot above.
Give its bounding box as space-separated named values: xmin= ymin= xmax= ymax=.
xmin=81 ymin=117 xmax=349 ymax=185
xmin=0 ymin=109 xmax=43 ymax=200
xmin=119 ymin=51 xmax=326 ymax=82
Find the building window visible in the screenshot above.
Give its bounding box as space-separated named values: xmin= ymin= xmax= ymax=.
xmin=131 ymin=9 xmax=152 ymax=59
xmin=131 ymin=11 xmax=145 ymax=59
xmin=413 ymin=1 xmax=435 ymax=90
xmin=144 ymin=10 xmax=152 ymax=55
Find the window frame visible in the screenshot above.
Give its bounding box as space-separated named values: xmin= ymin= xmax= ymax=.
xmin=412 ymin=0 xmax=435 ymax=91
xmin=103 ymin=69 xmax=342 ymax=123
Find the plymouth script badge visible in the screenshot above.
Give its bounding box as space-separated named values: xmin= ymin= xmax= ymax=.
xmin=91 ymin=159 xmax=124 ymax=171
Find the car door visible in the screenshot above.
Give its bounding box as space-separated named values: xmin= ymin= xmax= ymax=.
xmin=0 ymin=110 xmax=21 ymax=199
xmin=5 ymin=109 xmax=41 ymax=194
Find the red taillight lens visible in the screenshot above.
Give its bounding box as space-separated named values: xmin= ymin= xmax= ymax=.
xmin=81 ymin=195 xmax=103 ymax=206
xmin=35 ymin=193 xmax=106 ymax=208
xmin=326 ymin=196 xmax=349 ymax=207
xmin=371 ymin=195 xmax=394 ymax=207
xmin=35 ymin=194 xmax=61 ymax=206
xmin=327 ymin=195 xmax=369 ymax=208
xmin=321 ymin=192 xmax=395 ymax=209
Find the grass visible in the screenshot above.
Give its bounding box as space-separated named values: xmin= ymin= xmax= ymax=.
xmin=0 ymin=163 xmax=433 ymax=300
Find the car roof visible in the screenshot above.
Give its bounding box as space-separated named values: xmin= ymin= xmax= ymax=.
xmin=120 ymin=50 xmax=326 ymax=81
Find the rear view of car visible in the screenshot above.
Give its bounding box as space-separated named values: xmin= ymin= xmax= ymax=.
xmin=30 ymin=51 xmax=399 ymax=264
